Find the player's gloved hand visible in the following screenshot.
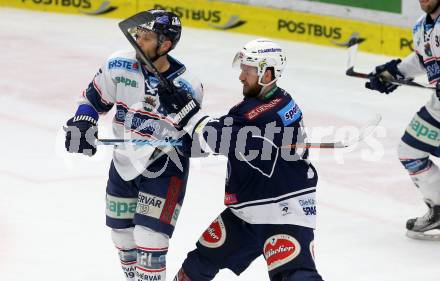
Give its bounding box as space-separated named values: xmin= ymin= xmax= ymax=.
xmin=157 ymin=82 xmax=201 ymax=128
xmin=64 ymin=104 xmax=98 ymax=157
xmin=365 ymin=59 xmax=404 ymax=94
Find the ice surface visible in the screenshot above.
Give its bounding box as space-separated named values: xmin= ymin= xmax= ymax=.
xmin=1 ymin=7 xmax=439 ymax=281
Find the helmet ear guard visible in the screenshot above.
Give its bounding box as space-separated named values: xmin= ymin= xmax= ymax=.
xmin=232 ymin=38 xmax=287 ymax=86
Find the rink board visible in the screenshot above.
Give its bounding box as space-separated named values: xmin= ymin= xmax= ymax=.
xmin=1 ymin=0 xmax=413 ymax=57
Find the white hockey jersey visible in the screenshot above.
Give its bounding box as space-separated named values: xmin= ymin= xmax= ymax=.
xmin=79 ymin=50 xmax=203 ymax=180
xmin=398 ymin=14 xmax=440 ymax=121
xmin=399 ymin=14 xmax=440 ymax=82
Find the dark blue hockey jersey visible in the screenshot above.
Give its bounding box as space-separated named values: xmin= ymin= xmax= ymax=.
xmin=194 ymin=87 xmax=318 ymax=228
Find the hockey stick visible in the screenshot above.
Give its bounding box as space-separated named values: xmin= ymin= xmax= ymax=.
xmin=345 ymin=36 xmax=435 ymax=90
xmin=98 ymin=114 xmax=382 ymax=149
xmin=96 ymin=139 xmax=182 ymax=146
xmin=118 ymin=12 xmax=174 ymax=93
xmin=286 ymin=114 xmax=382 ymax=149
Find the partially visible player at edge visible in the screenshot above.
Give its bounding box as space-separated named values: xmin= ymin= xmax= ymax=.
xmin=159 ymin=38 xmax=324 ymax=281
xmin=64 ymin=9 xmax=203 ymax=281
xmin=365 ymin=0 xmax=440 ymax=240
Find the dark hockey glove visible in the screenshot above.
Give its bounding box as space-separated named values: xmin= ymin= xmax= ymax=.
xmin=64 ymin=105 xmax=98 ymax=157
xmin=365 ymin=59 xmax=404 ymax=94
xmin=157 ymin=83 xmax=200 ymax=128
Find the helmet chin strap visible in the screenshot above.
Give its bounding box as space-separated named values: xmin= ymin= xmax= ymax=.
xmin=257 ymin=68 xmax=277 ymax=97
xmin=257 ymin=78 xmax=277 ymax=98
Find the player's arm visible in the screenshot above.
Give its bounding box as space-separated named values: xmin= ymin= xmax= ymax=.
xmin=64 ymin=63 xmax=117 ymax=156
xmin=397 ymin=52 xmax=426 ymax=78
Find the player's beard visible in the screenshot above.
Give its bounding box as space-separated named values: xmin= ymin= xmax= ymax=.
xmin=421 ymin=0 xmax=440 ymax=14
xmin=136 ymin=52 xmax=160 ymax=63
xmin=242 ymin=82 xmax=262 ymax=98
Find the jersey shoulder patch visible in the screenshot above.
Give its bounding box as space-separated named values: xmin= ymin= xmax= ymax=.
xmin=277 ymin=99 xmax=302 ymax=125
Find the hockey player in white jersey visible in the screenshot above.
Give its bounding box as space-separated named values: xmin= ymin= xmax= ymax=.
xmin=64 ymin=10 xmax=203 ymax=281
xmin=366 ymin=0 xmax=440 ymax=240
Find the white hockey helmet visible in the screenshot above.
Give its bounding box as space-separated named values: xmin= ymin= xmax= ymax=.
xmin=232 ymin=38 xmax=287 ymax=86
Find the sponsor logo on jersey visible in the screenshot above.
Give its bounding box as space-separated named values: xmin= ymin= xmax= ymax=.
xmin=199 ymin=215 xmax=227 ymax=248
xmin=160 ymin=177 xmax=182 ymax=225
xmin=136 ymin=192 xmax=165 ymax=219
xmin=224 ymin=192 xmax=238 ymax=205
xmin=115 ymin=104 xmax=162 ymax=135
xmin=425 ymin=59 xmax=440 ymax=82
xmin=245 ymin=97 xmax=282 ymax=120
xmin=106 ymin=195 xmax=137 ymax=219
xmin=406 ymin=114 xmax=440 ymax=146
xmin=115 ymin=76 xmax=138 ymax=88
xmin=300 ymin=196 xmax=316 ymax=216
xmin=108 ymin=58 xmax=140 ymax=73
xmin=277 ymin=100 xmax=301 ymax=125
xmin=264 ymin=234 xmax=301 ymax=271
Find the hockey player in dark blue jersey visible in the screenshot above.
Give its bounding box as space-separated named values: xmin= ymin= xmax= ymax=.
xmin=158 ymin=38 xmax=323 ymax=281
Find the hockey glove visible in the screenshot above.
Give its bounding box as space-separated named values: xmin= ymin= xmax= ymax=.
xmin=157 ymin=83 xmax=201 ymax=128
xmin=64 ymin=104 xmax=98 ymax=157
xmin=365 ymin=59 xmax=404 ymax=94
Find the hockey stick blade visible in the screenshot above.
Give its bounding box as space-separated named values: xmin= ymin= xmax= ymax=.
xmin=332 ymin=32 xmax=366 ymax=48
xmin=287 ymin=114 xmax=382 ymax=149
xmin=118 ymin=13 xmax=174 ymax=93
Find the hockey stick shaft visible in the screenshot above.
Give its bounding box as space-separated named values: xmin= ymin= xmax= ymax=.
xmin=96 ymin=139 xmax=182 ymax=146
xmin=345 ymin=38 xmax=435 ymax=90
xmin=98 ymin=113 xmax=380 ymax=149
xmin=118 ymin=13 xmax=174 ymax=93
xmin=98 ymin=138 xmax=345 ymax=148
xmin=346 ymin=67 xmax=435 ymax=89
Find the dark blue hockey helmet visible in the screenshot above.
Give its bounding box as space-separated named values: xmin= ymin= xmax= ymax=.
xmin=136 ymin=9 xmax=182 ymax=51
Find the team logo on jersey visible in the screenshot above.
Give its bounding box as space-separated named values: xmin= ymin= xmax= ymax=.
xmin=144 ymin=96 xmax=157 ymax=112
xmin=425 ymin=42 xmax=433 ymax=57
xmin=264 ymin=234 xmax=301 ymax=271
xmin=245 ymin=98 xmax=282 ymax=120
xmin=199 ymin=215 xmax=227 ymax=248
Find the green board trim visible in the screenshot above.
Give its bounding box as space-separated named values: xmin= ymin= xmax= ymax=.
xmin=308 ymin=0 xmax=401 ymax=14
